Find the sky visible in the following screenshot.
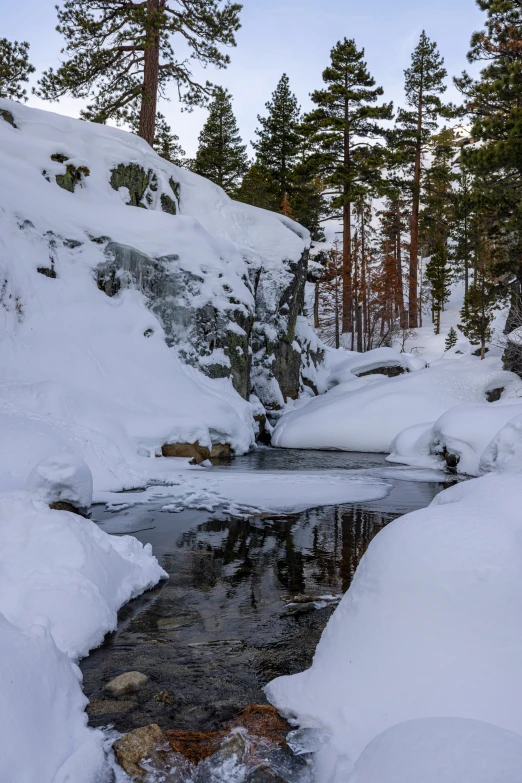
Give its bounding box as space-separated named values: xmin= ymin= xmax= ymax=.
xmin=5 ymin=0 xmax=485 ymax=156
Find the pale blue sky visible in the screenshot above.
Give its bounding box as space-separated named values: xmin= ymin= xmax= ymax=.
xmin=5 ymin=0 xmax=484 ymax=155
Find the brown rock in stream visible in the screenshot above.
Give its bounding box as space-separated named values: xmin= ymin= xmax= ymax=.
xmin=113 ymin=724 xmax=168 ymax=779
xmin=161 ymin=441 xmax=210 ymax=463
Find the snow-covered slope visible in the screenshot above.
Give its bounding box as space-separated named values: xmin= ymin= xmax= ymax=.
xmin=0 ymin=99 xmax=316 ymax=493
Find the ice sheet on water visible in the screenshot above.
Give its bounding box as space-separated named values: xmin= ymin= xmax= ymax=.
xmin=287 ymin=728 xmax=331 ymax=756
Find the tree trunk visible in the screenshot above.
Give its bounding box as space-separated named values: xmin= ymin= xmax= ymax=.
xmin=139 ymin=0 xmax=161 ymax=146
xmin=314 ymin=283 xmax=320 ymax=329
xmin=342 ymin=86 xmax=352 ymax=335
xmin=409 ymin=90 xmax=423 ymax=329
xmin=395 ymin=201 xmax=405 ymax=313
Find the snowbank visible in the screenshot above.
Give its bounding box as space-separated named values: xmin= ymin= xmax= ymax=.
xmin=266 ymin=474 xmax=522 ymax=781
xmin=389 ymin=402 xmax=522 ymax=476
xmin=0 ymin=613 xmax=107 ymax=783
xmin=326 ymin=347 xmax=426 ymax=387
xmin=27 ymin=453 xmax=93 ymax=512
xmin=346 ymin=718 xmax=522 ymax=783
xmin=272 ymin=356 xmax=521 ymax=453
xmin=0 ymin=492 xmax=166 ymax=781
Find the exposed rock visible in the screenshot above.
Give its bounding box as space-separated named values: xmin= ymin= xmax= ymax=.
xmin=165 ymin=729 xmax=225 ymax=763
xmin=357 ymin=365 xmax=406 ymax=378
xmin=105 ymin=671 xmax=149 ymax=697
xmin=442 ymin=448 xmax=460 ymax=471
xmin=0 ymin=109 xmax=16 ymax=128
xmin=87 ymin=699 xmax=136 ymax=715
xmin=44 ymin=154 xmax=90 ymax=193
xmin=161 ymin=442 xmax=210 ymax=464
xmin=110 ymin=163 xmax=154 ymax=207
xmin=49 ymin=500 xmax=89 ymax=518
xmin=160 ymin=193 xmax=177 ymax=215
xmin=210 ymin=443 xmax=232 ymax=460
xmin=486 ymin=387 xmax=504 ymax=403
xmin=113 ymin=724 xmax=168 ymax=780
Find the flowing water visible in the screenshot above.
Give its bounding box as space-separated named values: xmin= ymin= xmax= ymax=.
xmin=82 ymin=449 xmax=453 ymax=779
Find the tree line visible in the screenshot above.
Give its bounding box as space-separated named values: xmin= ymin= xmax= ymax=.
xmin=1 ymin=0 xmax=522 ymax=357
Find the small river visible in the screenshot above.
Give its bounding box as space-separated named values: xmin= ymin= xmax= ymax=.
xmin=82 ymin=449 xmax=452 ymax=776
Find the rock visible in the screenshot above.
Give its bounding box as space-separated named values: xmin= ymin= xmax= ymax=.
xmin=105 ymin=671 xmax=149 ymax=697
xmin=210 ymin=443 xmax=232 ymax=460
xmin=165 ymin=729 xmax=225 ymax=763
xmin=357 ymin=365 xmax=406 ymax=378
xmin=486 ymin=387 xmax=504 ymax=402
xmin=113 ymin=724 xmax=168 ymax=780
xmin=87 ymin=699 xmax=136 ymax=715
xmin=0 ymin=109 xmax=16 ymax=128
xmin=443 ymin=449 xmax=460 ymax=471
xmin=27 ymin=453 xmax=93 ymax=515
xmin=161 ymin=442 xmax=210 ymax=464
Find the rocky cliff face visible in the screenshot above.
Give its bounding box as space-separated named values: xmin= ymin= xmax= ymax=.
xmin=0 ymin=100 xmax=324 ymax=454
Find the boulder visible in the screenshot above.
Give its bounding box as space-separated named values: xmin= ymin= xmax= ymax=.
xmin=113 ymin=724 xmax=168 ymax=780
xmin=27 ymin=453 xmax=93 ymax=515
xmin=210 ymin=443 xmax=233 ymax=460
xmin=105 ymin=671 xmax=149 ymax=697
xmin=161 ymin=442 xmax=210 ymax=464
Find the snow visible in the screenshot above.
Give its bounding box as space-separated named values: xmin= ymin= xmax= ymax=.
xmin=389 ymin=402 xmax=522 ymax=475
xmin=27 ymin=453 xmax=94 ymax=512
xmin=272 ymin=355 xmax=522 ymax=453
xmin=98 ymin=470 xmax=392 ymax=517
xmin=0 ymin=613 xmax=106 ymax=783
xmin=325 ymin=347 xmax=426 ymax=387
xmin=346 ymin=718 xmax=522 ymax=783
xmin=266 ymin=474 xmax=522 ymax=782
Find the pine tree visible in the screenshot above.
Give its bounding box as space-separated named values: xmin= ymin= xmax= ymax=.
xmin=459 ymin=235 xmax=503 ymax=359
xmin=234 ymin=162 xmax=277 ymax=211
xmin=193 ymin=87 xmax=248 ymax=194
xmin=318 ymin=240 xmax=344 ymax=348
xmin=455 ymin=0 xmax=522 ymax=284
xmin=394 ymin=31 xmax=447 ymax=327
xmin=280 ymin=192 xmax=294 ymax=218
xmin=129 ymin=109 xmax=187 ymax=165
xmin=420 ymin=128 xmax=456 ymax=333
xmin=253 ymin=74 xmax=301 ymax=201
xmin=451 ymin=166 xmax=477 ymax=297
xmin=305 ymin=38 xmax=392 ymax=333
xmin=35 ymin=0 xmax=241 ymax=145
xmin=154 ymin=113 xmax=187 ymax=166
xmin=0 ymin=39 xmax=35 ymax=101
xmin=445 ymin=326 xmax=458 ymax=350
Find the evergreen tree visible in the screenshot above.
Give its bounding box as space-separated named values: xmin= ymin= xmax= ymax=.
xmin=420 ymin=128 xmax=456 ymax=333
xmin=455 ymin=0 xmax=522 ymax=284
xmin=305 ymin=38 xmax=393 ymax=332
xmin=451 ymin=166 xmax=477 ymax=297
xmin=318 ymin=239 xmax=344 ymax=348
xmin=445 ymin=326 xmax=458 ymax=350
xmin=394 ymin=31 xmax=447 ymax=327
xmin=459 ymin=236 xmax=503 ymax=359
xmin=35 ymin=0 xmax=241 ymax=145
xmin=193 ymin=87 xmax=248 ymax=194
xmin=154 ymin=113 xmax=187 ymax=166
xmin=129 ymin=109 xmax=187 ymax=165
xmin=253 ymin=74 xmax=301 ymax=201
xmin=234 ymin=162 xmax=277 ymax=211
xmin=0 ymin=39 xmax=35 ymax=101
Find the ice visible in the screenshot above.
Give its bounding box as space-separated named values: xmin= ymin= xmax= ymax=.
xmin=287 ymin=728 xmax=331 ymax=756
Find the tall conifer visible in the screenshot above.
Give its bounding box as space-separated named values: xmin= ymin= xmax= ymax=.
xmin=394 ymin=31 xmax=447 ymax=327
xmin=253 ymin=74 xmax=302 ymax=201
xmin=193 ymin=87 xmax=248 ymax=194
xmin=305 ymin=38 xmax=392 ymax=332
xmin=36 ymin=0 xmax=241 ymax=145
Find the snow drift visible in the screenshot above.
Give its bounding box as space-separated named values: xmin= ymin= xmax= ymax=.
xmin=266 ymin=474 xmax=522 ymax=782
xmin=272 ymin=353 xmax=521 ymax=453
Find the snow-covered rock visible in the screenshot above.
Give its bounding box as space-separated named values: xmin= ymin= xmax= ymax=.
xmin=0 ymin=493 xmax=166 ymax=660
xmin=346 ymin=718 xmax=522 ymax=783
xmin=272 ymin=355 xmax=522 ymax=453
xmin=27 ymin=453 xmax=93 ymax=513
xmin=266 ymin=474 xmax=522 ymax=782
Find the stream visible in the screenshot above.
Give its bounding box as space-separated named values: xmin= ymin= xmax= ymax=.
xmin=83 ymin=449 xmax=453 ymax=780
